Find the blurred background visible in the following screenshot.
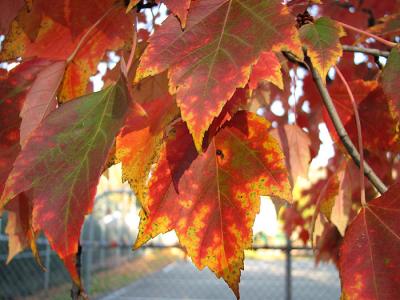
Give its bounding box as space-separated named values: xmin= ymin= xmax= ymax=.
xmin=0 ymin=164 xmax=340 ymax=300
xmin=0 ymin=2 xmax=346 ymax=299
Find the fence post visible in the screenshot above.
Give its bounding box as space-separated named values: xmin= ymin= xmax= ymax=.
xmin=84 ymin=214 xmax=95 ymax=293
xmin=285 ymin=235 xmax=292 ymax=300
xmin=100 ymin=223 xmax=106 ymax=268
xmin=44 ymin=241 xmax=51 ymax=294
xmin=115 ymin=216 xmax=121 ymax=266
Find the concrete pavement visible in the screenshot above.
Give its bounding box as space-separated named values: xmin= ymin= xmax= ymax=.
xmin=99 ymin=258 xmax=340 ymax=300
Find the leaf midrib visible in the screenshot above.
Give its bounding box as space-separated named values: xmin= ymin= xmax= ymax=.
xmin=61 ymin=86 xmax=116 ymax=244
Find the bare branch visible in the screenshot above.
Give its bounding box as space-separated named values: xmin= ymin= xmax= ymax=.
xmin=308 ymin=59 xmax=388 ymax=195
xmin=70 ymin=243 xmax=87 ymax=300
xmin=342 ymin=45 xmax=390 ymax=58
xmin=338 ymin=21 xmax=397 ymax=48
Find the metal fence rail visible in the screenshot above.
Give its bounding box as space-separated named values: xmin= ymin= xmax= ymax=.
xmin=97 ymin=244 xmax=340 ymax=300
xmin=0 ymin=190 xmax=340 ymax=300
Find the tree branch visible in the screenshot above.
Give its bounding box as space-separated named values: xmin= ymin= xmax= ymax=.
xmin=342 ymin=45 xmax=390 ymax=58
xmin=307 ymin=59 xmax=388 ymax=195
xmin=71 ymin=243 xmax=85 ymax=300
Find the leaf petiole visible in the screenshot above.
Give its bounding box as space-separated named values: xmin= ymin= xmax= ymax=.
xmin=338 ymin=21 xmax=397 ymax=48
xmin=334 ymin=66 xmax=366 ymax=207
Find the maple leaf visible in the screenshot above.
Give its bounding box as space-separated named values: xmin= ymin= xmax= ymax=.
xmin=318 ymin=160 xmax=354 ymax=236
xmin=249 ymin=51 xmax=283 ymax=90
xmin=0 ymin=59 xmax=65 ymax=265
xmin=4 ymin=193 xmax=42 ymax=265
xmin=0 ymin=77 xmax=131 ymax=285
xmin=381 ymin=47 xmax=400 ymax=115
xmin=323 ymin=80 xmax=399 ymax=154
xmin=132 ymin=71 xmax=171 ymax=104
xmin=5 ymin=198 xmax=31 ymax=263
xmin=164 ymin=121 xmax=199 ymax=191
xmin=326 ymin=79 xmax=377 ymax=129
xmin=161 ymin=0 xmax=191 ymax=28
xmin=314 ymin=221 xmax=341 ymax=267
xmin=136 ymin=0 xmax=302 ymax=151
xmin=0 ymin=2 xmax=132 ymax=101
xmin=339 ymin=182 xmax=400 ymax=300
xmin=270 ymin=124 xmax=311 ymax=185
xmin=0 ymin=59 xmax=60 ymax=198
xmin=336 ymin=52 xmax=379 ymax=82
xmin=0 ymin=11 xmax=83 ymax=60
xmin=282 ymin=205 xmax=307 ymax=242
xmin=0 ymin=0 xmax=25 ymax=35
xmin=117 ymin=81 xmax=179 ymax=209
xmin=356 ymin=0 xmax=400 ymax=19
xmin=348 ymin=87 xmax=399 ymax=153
xmin=204 ymin=87 xmax=249 ymax=147
xmin=313 ymin=2 xmax=367 ymax=45
xmin=59 ymin=8 xmax=133 ymax=101
xmin=35 ymin=0 xmax=117 ymax=38
xmin=134 ymin=111 xmax=291 ymax=298
xmin=370 ymin=14 xmax=400 ymax=39
xmin=300 ymin=17 xmax=345 ymax=80
xmin=20 ymin=60 xmax=66 ymax=144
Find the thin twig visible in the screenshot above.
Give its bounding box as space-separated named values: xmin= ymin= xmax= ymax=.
xmin=307 ymin=58 xmax=388 ymax=195
xmin=338 ymin=21 xmax=397 ymax=48
xmin=126 ymin=14 xmax=138 ymax=75
xmin=334 ymin=66 xmax=366 ymax=206
xmin=291 ymin=68 xmax=298 ymax=124
xmin=282 ymin=51 xmax=309 ymax=70
xmin=71 ymin=243 xmax=83 ymax=300
xmin=342 ymin=45 xmax=390 ymax=57
xmin=67 ymin=4 xmax=118 ymax=63
xmin=150 ymin=6 xmax=157 ymax=32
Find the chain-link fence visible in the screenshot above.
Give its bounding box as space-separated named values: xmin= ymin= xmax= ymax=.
xmin=0 ymin=190 xmax=340 ymax=300
xmin=96 ymin=245 xmax=340 ymax=300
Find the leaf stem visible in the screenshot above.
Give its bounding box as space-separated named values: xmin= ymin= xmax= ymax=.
xmin=291 ymin=68 xmax=298 ymax=125
xmin=342 ymin=45 xmax=390 ymax=57
xmin=334 ymin=66 xmax=366 ymax=206
xmin=307 ymin=58 xmax=388 ymax=195
xmin=125 ymin=13 xmax=138 ymax=76
xmin=338 ymin=21 xmax=397 ymax=48
xmin=70 ymin=243 xmax=85 ymax=300
xmin=150 ymin=5 xmax=157 ymax=31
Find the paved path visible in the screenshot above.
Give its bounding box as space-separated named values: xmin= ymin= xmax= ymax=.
xmin=99 ymin=259 xmax=340 ymax=300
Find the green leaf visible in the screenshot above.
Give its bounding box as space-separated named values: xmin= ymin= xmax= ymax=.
xmin=0 ymin=77 xmax=131 ymax=284
xmin=300 ymin=17 xmax=345 ymax=80
xmin=381 ymin=47 xmax=400 ymax=114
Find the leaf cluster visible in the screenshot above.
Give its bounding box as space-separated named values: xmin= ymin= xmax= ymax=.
xmin=1 ymin=0 xmax=400 ymax=299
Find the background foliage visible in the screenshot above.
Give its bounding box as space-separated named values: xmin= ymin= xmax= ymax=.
xmin=1 ymin=0 xmax=400 ymax=299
